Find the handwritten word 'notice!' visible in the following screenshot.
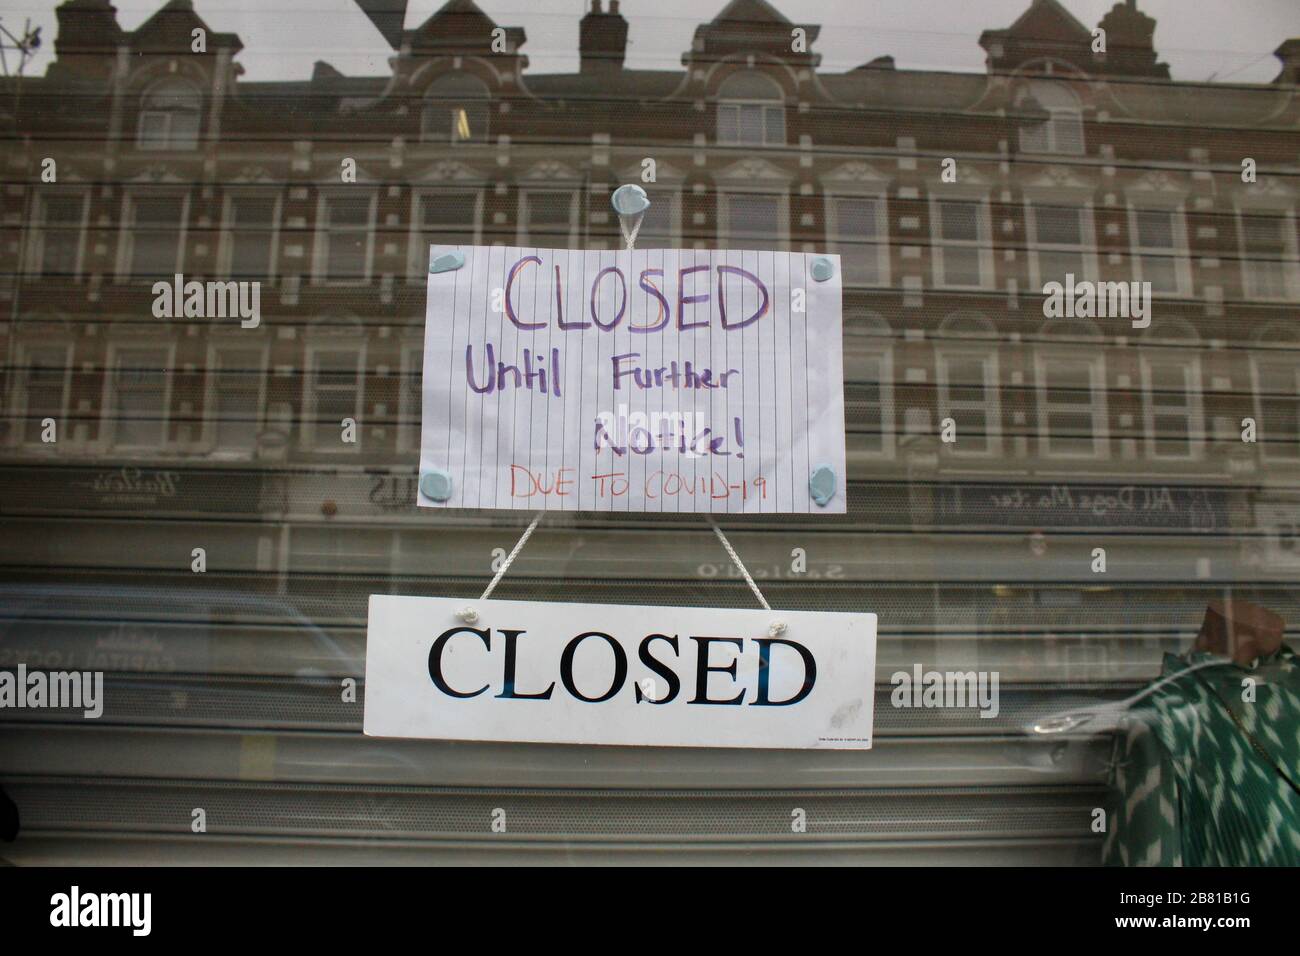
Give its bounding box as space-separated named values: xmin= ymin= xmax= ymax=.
xmin=418 ymin=246 xmax=846 ymax=514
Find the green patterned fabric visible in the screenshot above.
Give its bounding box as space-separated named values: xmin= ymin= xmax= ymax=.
xmin=1103 ymin=644 xmax=1300 ymax=866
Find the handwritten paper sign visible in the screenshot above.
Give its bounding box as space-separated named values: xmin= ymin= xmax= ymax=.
xmin=364 ymin=595 xmax=876 ymax=749
xmin=418 ymin=246 xmax=846 ymax=513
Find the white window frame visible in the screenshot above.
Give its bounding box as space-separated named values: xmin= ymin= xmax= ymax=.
xmin=102 ymin=341 xmax=177 ymax=451
xmin=1234 ymin=204 xmax=1300 ymax=303
xmin=718 ymin=189 xmax=790 ymax=249
xmin=302 ymin=340 xmax=367 ymax=453
xmin=313 ymin=190 xmax=377 ymax=286
xmin=1251 ymin=354 xmax=1300 ymax=464
xmin=203 ymin=340 xmax=269 ymax=458
xmin=846 ymin=340 xmax=896 ymax=461
xmin=929 ymin=193 xmax=995 ymax=291
xmin=1257 ymin=501 xmax=1300 ymax=569
xmin=1126 ymin=198 xmax=1193 ymax=298
xmin=399 ymin=342 xmax=424 ymax=454
xmin=518 ymin=188 xmax=578 ymax=246
xmin=407 ymin=186 xmax=484 ymax=281
xmin=1140 ymin=351 xmax=1205 ymax=461
xmin=219 ymin=191 xmax=282 ymax=282
xmin=715 ymin=73 xmax=786 ymax=148
xmin=136 ymin=78 xmax=202 ymax=152
xmin=824 ymin=189 xmax=890 ymax=288
xmin=116 ymin=189 xmax=190 ymax=282
xmin=1016 ymin=82 xmax=1085 ymax=156
xmin=27 ymin=190 xmax=89 ymax=280
xmin=937 ymin=347 xmax=1002 ymax=457
xmin=1024 ymin=196 xmax=1099 ymax=290
xmin=1035 ymin=349 xmax=1109 ymax=460
xmin=12 ymin=340 xmax=74 ymax=449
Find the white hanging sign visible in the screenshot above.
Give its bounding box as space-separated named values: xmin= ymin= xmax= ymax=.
xmin=418 ymin=246 xmax=846 ymax=513
xmin=364 ymin=595 xmax=876 ymax=750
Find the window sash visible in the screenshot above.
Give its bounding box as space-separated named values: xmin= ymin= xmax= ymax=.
xmin=309 ymin=349 xmax=363 ymax=447
xmin=854 ymin=353 xmax=892 ymax=457
xmin=724 ymin=193 xmax=781 ymax=240
xmin=211 ymin=348 xmax=264 ymax=451
xmin=1241 ymin=213 xmax=1296 ymax=301
xmin=939 ymin=354 xmax=996 ymax=454
xmin=1039 ymin=357 xmax=1102 ymax=457
xmin=1030 ymin=202 xmax=1092 ymax=285
xmin=138 ymin=109 xmax=199 ymax=150
xmin=831 ymin=196 xmax=884 ymax=286
xmin=1019 ymin=110 xmax=1084 ymax=155
xmin=37 ymin=196 xmax=85 ymax=277
xmin=227 ymin=197 xmax=277 ymax=279
xmin=1144 ymin=360 xmax=1199 ymax=459
xmin=112 ymin=349 xmax=169 ymax=447
xmin=934 ymin=200 xmax=988 ymax=289
xmin=21 ymin=346 xmax=71 ymax=443
xmin=1131 ymin=207 xmax=1186 ymax=295
xmin=1256 ymin=361 xmax=1300 ymax=461
xmin=127 ymin=196 xmax=185 ymax=278
xmin=522 ymin=191 xmax=575 ymax=242
xmin=322 ymin=197 xmax=373 ymax=282
xmin=400 ymin=347 xmax=423 ymax=451
xmin=717 ymin=102 xmax=784 ymax=146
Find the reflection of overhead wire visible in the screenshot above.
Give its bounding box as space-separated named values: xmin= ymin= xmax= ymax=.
xmin=1209 ymin=51 xmax=1274 ymax=83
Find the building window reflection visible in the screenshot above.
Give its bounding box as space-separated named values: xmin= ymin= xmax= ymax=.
xmin=304 ymin=344 xmax=365 ymax=451
xmin=1017 ymin=81 xmax=1084 ymax=155
xmin=137 ymin=78 xmax=202 ymax=151
xmin=421 ymin=74 xmax=490 ymax=144
xmin=118 ymin=192 xmax=188 ymax=281
xmin=29 ymin=192 xmax=88 ymax=279
xmin=1238 ymin=208 xmax=1300 ymax=302
xmin=826 ymin=193 xmax=888 ymax=287
xmin=716 ymin=71 xmax=785 ymax=147
xmin=931 ymin=197 xmax=992 ymax=290
xmin=207 ymin=345 xmax=266 ymax=457
xmin=15 ymin=343 xmax=73 ymax=446
xmin=106 ymin=345 xmax=173 ymax=450
xmin=221 ymin=193 xmax=280 ymax=281
xmin=1027 ymin=201 xmax=1096 ymax=287
xmin=1128 ymin=203 xmax=1191 ymax=296
xmin=315 ymin=193 xmax=376 ymax=285
xmin=1036 ymin=347 xmax=1107 ymax=459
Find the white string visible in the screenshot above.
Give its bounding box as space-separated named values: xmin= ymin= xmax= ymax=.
xmin=456 ymin=512 xmax=543 ymax=623
xmin=620 ymin=211 xmax=643 ymax=252
xmin=710 ymin=521 xmax=787 ymax=637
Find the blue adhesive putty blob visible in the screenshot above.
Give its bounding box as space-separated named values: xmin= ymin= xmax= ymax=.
xmin=611 ymin=184 xmax=650 ymax=216
xmin=420 ymin=469 xmax=454 ymax=502
xmin=811 ymin=256 xmax=835 ymax=282
xmin=809 ymin=464 xmax=837 ymax=507
xmin=429 ymin=250 xmax=465 ymax=274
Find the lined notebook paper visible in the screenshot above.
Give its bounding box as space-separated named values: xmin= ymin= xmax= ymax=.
xmin=419 ymin=246 xmax=846 ymax=514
